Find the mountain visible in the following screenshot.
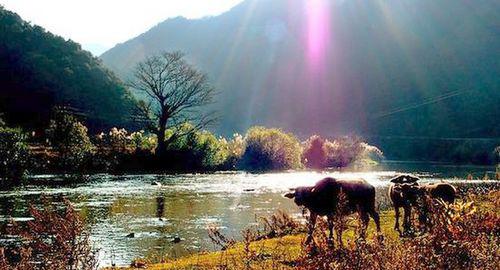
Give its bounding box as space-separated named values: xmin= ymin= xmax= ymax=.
xmin=0 ymin=6 xmax=136 ymax=131
xmin=101 ymin=0 xmax=500 ymax=160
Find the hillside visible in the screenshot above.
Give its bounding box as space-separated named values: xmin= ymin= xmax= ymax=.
xmin=0 ymin=6 xmax=135 ymax=131
xmin=102 ymin=0 xmax=500 ymax=161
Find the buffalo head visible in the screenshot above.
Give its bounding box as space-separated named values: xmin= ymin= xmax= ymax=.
xmin=394 ymin=182 xmax=424 ymax=204
xmin=284 ymin=186 xmax=314 ymax=206
xmin=390 ymin=174 xmax=420 ymax=184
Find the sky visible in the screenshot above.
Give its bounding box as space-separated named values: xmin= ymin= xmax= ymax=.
xmin=0 ymin=0 xmax=243 ymax=55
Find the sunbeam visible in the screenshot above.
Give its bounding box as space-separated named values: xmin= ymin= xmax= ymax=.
xmin=305 ymin=0 xmax=331 ymax=72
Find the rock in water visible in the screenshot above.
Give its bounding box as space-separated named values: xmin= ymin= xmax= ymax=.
xmin=172 ymin=236 xmax=182 ymax=243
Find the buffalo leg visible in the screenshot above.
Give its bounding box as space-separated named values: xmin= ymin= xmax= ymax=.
xmin=305 ymin=212 xmax=317 ymax=245
xmin=394 ymin=206 xmax=402 ymax=235
xmin=403 ymin=205 xmax=412 ymax=234
xmin=359 ymin=211 xmax=370 ymax=240
xmin=336 ymin=226 xmax=344 ymax=248
xmin=369 ymin=209 xmax=381 ymax=233
xmin=327 ymin=214 xmax=335 ymax=248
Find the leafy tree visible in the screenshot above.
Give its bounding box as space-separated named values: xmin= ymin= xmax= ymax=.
xmin=129 ymin=51 xmax=216 ymax=156
xmin=165 ymin=123 xmax=227 ymax=170
xmin=46 ymin=110 xmax=94 ymax=170
xmin=240 ymin=127 xmax=302 ymax=171
xmin=0 ymin=127 xmax=29 ymax=183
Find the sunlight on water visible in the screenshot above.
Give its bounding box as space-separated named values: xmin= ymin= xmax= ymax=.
xmin=171 ymin=170 xmax=399 ymax=195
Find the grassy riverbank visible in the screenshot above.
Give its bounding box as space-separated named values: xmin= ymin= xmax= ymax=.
xmin=122 ymin=213 xmax=396 ymax=270
xmin=113 ymin=190 xmax=499 ymax=270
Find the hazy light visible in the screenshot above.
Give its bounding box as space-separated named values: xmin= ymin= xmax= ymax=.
xmin=0 ymin=0 xmax=243 ymax=55
xmin=305 ymin=0 xmax=331 ymax=70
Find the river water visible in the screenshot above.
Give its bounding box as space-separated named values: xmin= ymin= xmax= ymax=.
xmin=0 ymin=163 xmax=497 ymax=267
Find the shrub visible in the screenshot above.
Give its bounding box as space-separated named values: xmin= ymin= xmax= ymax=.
xmin=46 ymin=111 xmax=94 ymax=170
xmin=165 ymin=124 xmax=231 ymax=170
xmin=358 ymin=142 xmax=385 ymax=164
xmin=219 ymin=133 xmax=245 ymax=170
xmin=302 ymin=135 xmax=327 ymax=169
xmin=93 ymin=128 xmax=158 ymax=171
xmin=0 ymin=198 xmax=97 ymax=270
xmin=130 ymin=130 xmax=157 ymax=152
xmin=302 ymin=135 xmax=383 ymax=169
xmin=324 ymin=136 xmax=365 ymax=167
xmin=240 ymin=126 xmax=302 ymax=171
xmin=0 ymin=127 xmax=29 ymax=182
xmin=100 ymin=127 xmax=130 ymax=153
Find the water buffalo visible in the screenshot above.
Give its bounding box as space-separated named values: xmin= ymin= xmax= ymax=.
xmin=398 ymin=182 xmax=457 ymax=206
xmin=417 ymin=183 xmax=457 ymax=203
xmin=284 ymin=177 xmax=381 ymax=246
xmin=398 ymin=182 xmax=457 ymax=231
xmin=388 ymin=174 xmax=420 ymax=235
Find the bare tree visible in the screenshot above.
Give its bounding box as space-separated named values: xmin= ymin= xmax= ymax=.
xmin=129 ymin=51 xmax=216 ymax=156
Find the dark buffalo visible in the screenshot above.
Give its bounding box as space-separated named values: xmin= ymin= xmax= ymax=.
xmin=398 ymin=182 xmax=458 ymax=205
xmin=418 ymin=183 xmax=457 ymax=203
xmin=284 ymin=177 xmax=381 ymax=246
xmin=398 ymin=182 xmax=457 ymax=231
xmin=388 ymin=174 xmax=420 ymax=235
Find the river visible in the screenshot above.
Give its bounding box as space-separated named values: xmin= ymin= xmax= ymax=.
xmin=0 ymin=162 xmax=497 ymax=267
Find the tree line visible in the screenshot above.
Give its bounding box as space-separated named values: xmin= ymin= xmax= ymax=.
xmin=0 ymin=109 xmax=384 ymax=184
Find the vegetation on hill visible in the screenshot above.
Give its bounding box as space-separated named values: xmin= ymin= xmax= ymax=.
xmin=0 ymin=6 xmax=136 ymax=131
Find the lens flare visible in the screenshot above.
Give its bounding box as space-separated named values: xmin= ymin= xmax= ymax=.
xmin=305 ymin=0 xmax=331 ymax=70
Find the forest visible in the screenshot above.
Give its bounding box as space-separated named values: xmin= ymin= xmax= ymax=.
xmin=0 ymin=6 xmax=135 ymax=132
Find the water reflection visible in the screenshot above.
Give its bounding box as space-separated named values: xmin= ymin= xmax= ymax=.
xmin=155 ymin=194 xmax=164 ymax=221
xmin=0 ymin=163 xmax=497 ymax=267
